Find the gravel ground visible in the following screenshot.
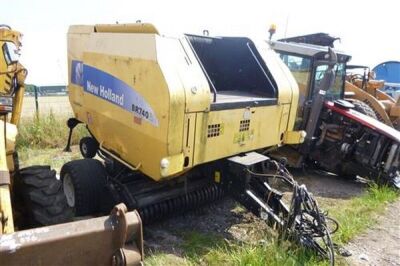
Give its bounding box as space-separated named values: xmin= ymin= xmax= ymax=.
xmin=345 ymin=200 xmax=400 ymax=266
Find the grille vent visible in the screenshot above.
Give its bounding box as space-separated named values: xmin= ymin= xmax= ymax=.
xmin=239 ymin=119 xmax=250 ymax=132
xmin=207 ymin=124 xmax=221 ymax=138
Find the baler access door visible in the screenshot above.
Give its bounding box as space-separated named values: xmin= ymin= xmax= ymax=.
xmin=186 ymin=35 xmax=278 ymax=110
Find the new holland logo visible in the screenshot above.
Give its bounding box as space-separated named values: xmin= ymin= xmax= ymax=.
xmin=71 ymin=60 xmax=159 ymax=127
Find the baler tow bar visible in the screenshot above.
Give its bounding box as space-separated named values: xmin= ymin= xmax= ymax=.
xmin=225 ymin=153 xmax=339 ymax=265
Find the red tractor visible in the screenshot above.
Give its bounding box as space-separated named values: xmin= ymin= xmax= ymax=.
xmin=271 ymin=35 xmax=399 ymax=188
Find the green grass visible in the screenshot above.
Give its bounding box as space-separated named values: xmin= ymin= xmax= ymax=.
xmin=145 ymin=231 xmax=327 ymax=266
xmin=16 ymin=113 xmax=86 ymax=171
xmin=146 ymin=185 xmax=398 ymax=266
xmin=201 ymin=241 xmax=325 ymax=266
xmin=144 ymin=231 xmax=326 ymax=266
xmin=181 ymin=231 xmax=226 ymax=261
xmin=18 ymin=146 xmax=81 ymax=171
xmin=14 ymin=114 xmax=399 ymax=265
xmin=16 ymin=112 xmax=88 ymax=149
xmin=145 ymin=253 xmax=190 ymax=266
xmin=327 ymin=184 xmax=398 ymax=244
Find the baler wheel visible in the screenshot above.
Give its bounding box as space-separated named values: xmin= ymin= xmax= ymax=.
xmin=79 ymin=137 xmax=99 ymax=158
xmin=16 ymin=166 xmax=73 ymax=227
xmin=60 ymin=159 xmax=107 ymax=216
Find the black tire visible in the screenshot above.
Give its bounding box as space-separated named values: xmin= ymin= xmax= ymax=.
xmin=352 ymin=99 xmax=378 ymax=119
xmin=60 ymin=159 xmax=106 ymax=216
xmin=17 ymin=166 xmax=73 ymax=227
xmin=79 ymin=137 xmax=99 ymax=158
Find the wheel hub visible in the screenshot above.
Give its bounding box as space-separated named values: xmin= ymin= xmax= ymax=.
xmin=81 ymin=143 xmax=88 ymax=156
xmin=63 ymin=174 xmax=75 ymax=207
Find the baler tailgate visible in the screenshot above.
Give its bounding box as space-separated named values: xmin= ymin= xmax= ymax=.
xmin=0 ymin=205 xmax=143 ymax=266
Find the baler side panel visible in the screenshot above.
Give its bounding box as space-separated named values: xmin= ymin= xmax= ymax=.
xmin=177 ymin=39 xmax=212 ymax=113
xmin=193 ymin=105 xmax=288 ymax=165
xmin=155 ymin=37 xmax=189 ymax=156
xmin=257 ymin=43 xmax=300 ymax=131
xmin=82 ymin=53 xmax=170 ymax=180
xmin=67 ymin=26 xmax=94 ymax=123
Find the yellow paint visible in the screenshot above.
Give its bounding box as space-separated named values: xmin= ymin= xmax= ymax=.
xmin=193 ymin=105 xmax=290 ymax=165
xmin=214 ymin=171 xmax=221 ymax=183
xmin=160 ymin=153 xmax=184 ymax=178
xmin=95 ymin=23 xmax=159 ymax=34
xmin=283 ymin=130 xmax=306 ymax=144
xmin=0 ymin=186 xmax=13 ymax=233
xmin=233 ymin=130 xmax=255 ymax=144
xmin=10 ymin=83 xmax=25 ymax=125
xmin=0 ymin=26 xmax=26 ymax=233
xmin=345 ymin=81 xmax=392 ymax=126
xmin=0 ymin=27 xmax=26 ymax=103
xmin=0 ymin=121 xmax=14 ymax=233
xmin=68 ymin=23 xmax=301 ymax=181
xmin=183 ymin=113 xmax=196 ymax=168
xmin=345 ymin=80 xmax=400 ymax=128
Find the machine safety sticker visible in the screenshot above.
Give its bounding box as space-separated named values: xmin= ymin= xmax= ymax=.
xmin=71 ymin=60 xmax=159 ymax=127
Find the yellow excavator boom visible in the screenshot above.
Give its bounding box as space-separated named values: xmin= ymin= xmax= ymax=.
xmin=0 ymin=25 xmax=144 ymax=265
xmin=345 ymin=76 xmax=400 ymax=129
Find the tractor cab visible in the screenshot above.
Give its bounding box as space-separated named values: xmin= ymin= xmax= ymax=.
xmin=269 ymin=35 xmax=400 ymax=188
xmin=271 ymin=40 xmax=351 ymax=129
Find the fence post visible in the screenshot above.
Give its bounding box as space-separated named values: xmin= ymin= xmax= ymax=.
xmin=34 ymin=86 xmax=39 ymax=119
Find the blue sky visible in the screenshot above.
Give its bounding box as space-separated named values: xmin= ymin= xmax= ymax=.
xmin=4 ymin=0 xmax=399 ymax=85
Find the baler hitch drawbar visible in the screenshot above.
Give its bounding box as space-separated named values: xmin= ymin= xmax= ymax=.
xmin=224 ymin=152 xmax=339 ymax=265
xmin=102 ymin=152 xmax=340 ymax=264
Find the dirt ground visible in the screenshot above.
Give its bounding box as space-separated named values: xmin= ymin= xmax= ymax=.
xmin=144 ymin=170 xmax=399 ymax=265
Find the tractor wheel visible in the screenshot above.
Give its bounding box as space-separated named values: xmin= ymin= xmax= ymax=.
xmin=352 ymin=99 xmax=378 ymax=120
xmin=60 ymin=159 xmax=106 ymax=216
xmin=79 ymin=137 xmax=99 ymax=158
xmin=17 ymin=166 xmax=73 ymax=227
